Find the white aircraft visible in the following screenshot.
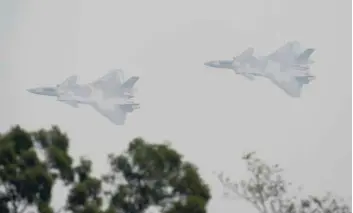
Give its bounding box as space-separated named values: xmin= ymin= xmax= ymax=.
xmin=27 ymin=69 xmax=140 ymax=125
xmin=204 ymin=41 xmax=315 ymax=78
xmin=204 ymin=41 xmax=316 ymax=97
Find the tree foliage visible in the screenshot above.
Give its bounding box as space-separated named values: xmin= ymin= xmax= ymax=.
xmin=0 ymin=126 xmax=210 ymax=213
xmin=0 ymin=125 xmax=75 ymax=213
xmin=66 ymin=157 xmax=103 ymax=213
xmin=102 ymin=138 xmax=211 ymax=213
xmin=215 ymin=152 xmax=351 ymax=213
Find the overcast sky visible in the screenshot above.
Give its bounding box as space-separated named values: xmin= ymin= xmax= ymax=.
xmin=0 ymin=0 xmax=351 ymax=212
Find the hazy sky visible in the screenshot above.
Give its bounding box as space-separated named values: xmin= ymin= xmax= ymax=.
xmin=0 ymin=0 xmax=351 ymax=212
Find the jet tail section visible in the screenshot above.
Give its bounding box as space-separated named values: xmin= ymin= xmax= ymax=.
xmin=296 ymin=48 xmax=315 ymax=64
xmin=120 ymin=103 xmax=140 ymax=112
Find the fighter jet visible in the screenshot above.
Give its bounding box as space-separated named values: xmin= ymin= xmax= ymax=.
xmin=204 ymin=41 xmax=315 ymax=78
xmin=204 ymin=47 xmax=263 ymax=80
xmin=27 ymin=69 xmax=140 ymax=125
xmin=204 ymin=42 xmax=316 ymax=97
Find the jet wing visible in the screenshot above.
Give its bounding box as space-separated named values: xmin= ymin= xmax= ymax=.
xmin=267 ymin=41 xmax=300 ymax=62
xmin=279 ymin=63 xmax=290 ymax=72
xmin=267 ymin=73 xmax=305 ymax=97
xmin=235 ymin=64 xmax=255 ymax=80
xmin=92 ymin=70 xmax=122 ymax=88
xmin=233 ymin=61 xmax=263 ymax=80
xmin=264 ymin=61 xmax=307 ymax=97
xmin=91 ymin=102 xmax=127 ymax=125
xmin=91 ymin=70 xmax=124 ymax=98
xmin=240 ymin=73 xmax=255 ymax=80
xmin=61 ymin=100 xmax=78 ymax=108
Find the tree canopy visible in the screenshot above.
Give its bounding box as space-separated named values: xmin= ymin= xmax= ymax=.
xmin=0 ymin=125 xmax=350 ymax=213
xmin=215 ymin=152 xmax=351 ymax=213
xmin=0 ymin=125 xmax=211 ymax=213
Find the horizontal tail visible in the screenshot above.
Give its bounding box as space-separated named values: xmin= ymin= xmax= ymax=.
xmin=120 ymin=103 xmax=140 ymax=112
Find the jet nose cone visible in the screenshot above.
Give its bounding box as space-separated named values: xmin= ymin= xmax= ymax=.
xmin=204 ymin=60 xmax=223 ymax=69
xmin=27 ymin=86 xmax=58 ymax=96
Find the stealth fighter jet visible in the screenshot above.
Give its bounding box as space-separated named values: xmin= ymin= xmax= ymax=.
xmin=204 ymin=41 xmax=315 ymax=78
xmin=204 ymin=41 xmax=316 ymax=97
xmin=27 ymin=69 xmax=140 ymax=125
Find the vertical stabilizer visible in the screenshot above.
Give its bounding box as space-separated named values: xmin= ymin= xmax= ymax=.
xmin=296 ymin=48 xmax=315 ymax=64
xmin=121 ymin=76 xmax=139 ymax=90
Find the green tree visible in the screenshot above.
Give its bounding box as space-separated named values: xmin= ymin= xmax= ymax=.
xmin=215 ymin=152 xmax=351 ymax=213
xmin=0 ymin=125 xmax=74 ymax=213
xmin=102 ymin=138 xmax=211 ymax=213
xmin=0 ymin=126 xmax=210 ymax=213
xmin=66 ymin=157 xmax=103 ymax=213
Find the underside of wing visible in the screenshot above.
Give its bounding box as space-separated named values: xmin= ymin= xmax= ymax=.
xmin=236 ymin=61 xmax=263 ymax=78
xmin=60 ymin=100 xmax=78 ymax=108
xmin=91 ymin=103 xmax=127 ymax=125
xmin=263 ymin=59 xmax=307 ymax=97
xmin=241 ymin=73 xmax=255 ymax=80
xmin=268 ymin=75 xmax=304 ymax=97
xmin=279 ymin=63 xmax=289 ymax=72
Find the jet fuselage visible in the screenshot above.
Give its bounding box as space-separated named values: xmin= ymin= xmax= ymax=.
xmin=58 ymin=84 xmax=139 ymax=109
xmin=28 ymin=83 xmax=140 ymax=111
xmin=27 ymin=70 xmax=140 ymax=125
xmin=204 ymin=59 xmax=264 ymax=76
xmin=204 ymin=60 xmax=234 ymax=69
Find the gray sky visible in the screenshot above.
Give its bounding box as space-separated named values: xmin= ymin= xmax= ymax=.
xmin=0 ymin=0 xmax=351 ymax=212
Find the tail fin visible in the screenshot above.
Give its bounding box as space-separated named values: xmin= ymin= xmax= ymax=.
xmin=233 ymin=47 xmax=254 ymax=62
xmin=121 ymin=76 xmax=139 ymax=90
xmin=296 ymin=48 xmax=315 ymax=63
